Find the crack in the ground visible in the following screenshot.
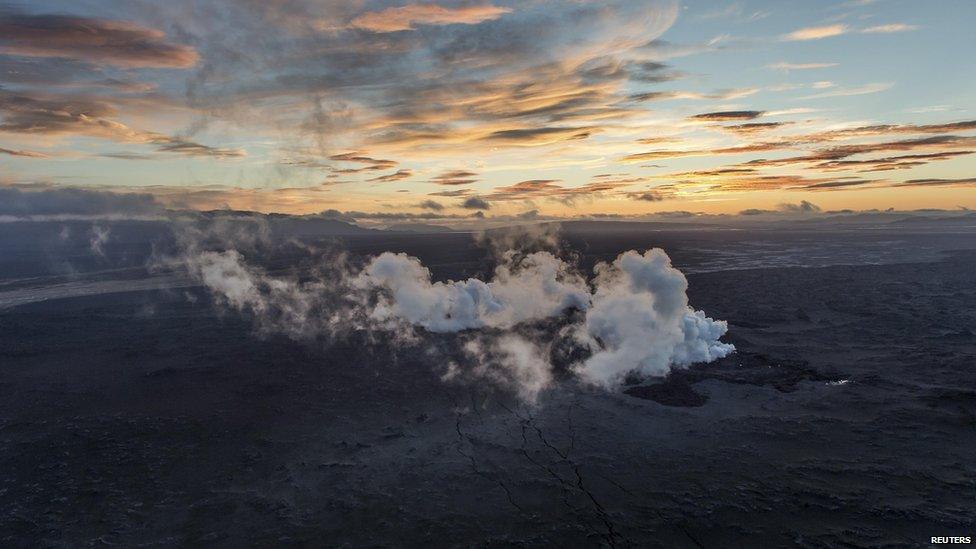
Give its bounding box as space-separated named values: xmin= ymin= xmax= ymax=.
xmin=498 ymin=399 xmax=624 ymax=548
xmin=487 ymin=397 xmax=608 ymax=543
xmin=596 ymin=472 xmax=704 ymax=549
xmin=451 ymin=395 xmax=524 ymax=514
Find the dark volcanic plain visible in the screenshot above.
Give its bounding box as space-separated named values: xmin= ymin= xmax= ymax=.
xmin=1 ymin=220 xmax=975 ymax=547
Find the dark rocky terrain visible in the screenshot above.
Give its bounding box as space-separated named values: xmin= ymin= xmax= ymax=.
xmin=0 ymin=222 xmax=974 ymax=547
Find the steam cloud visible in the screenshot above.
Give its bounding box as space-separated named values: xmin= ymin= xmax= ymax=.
xmin=89 ymin=225 xmax=111 ymax=257
xmin=574 ymin=250 xmax=734 ymax=385
xmin=354 ymin=251 xmax=590 ymax=332
xmin=167 ymin=225 xmax=733 ymax=400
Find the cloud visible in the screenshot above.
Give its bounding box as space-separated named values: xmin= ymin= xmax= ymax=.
xmin=574 ymin=249 xmax=733 ymax=385
xmin=461 ymin=197 xmax=491 ymax=210
xmin=89 ymin=225 xmax=111 ymax=256
xmin=0 ymin=186 xmax=164 ymax=218
xmin=178 ymin=226 xmax=732 ymax=398
xmin=344 ymin=210 xmax=470 ymax=221
xmin=628 ymin=191 xmax=667 ymax=202
xmin=826 ymin=120 xmax=976 ymax=137
xmin=719 ymin=122 xmax=790 ymax=136
xmin=687 ymin=174 xmax=870 ymax=193
xmin=578 ymin=59 xmax=684 ymax=83
xmin=696 ymin=3 xmax=769 ymax=22
xmin=624 ymin=119 xmax=976 ymax=169
xmin=637 ymin=36 xmax=720 ymax=57
xmin=690 ymin=110 xmax=764 ymax=121
xmin=99 ymin=152 xmax=156 ymax=161
xmin=814 ymin=151 xmax=974 ymax=173
xmin=319 ymin=209 xmax=358 ymax=223
xmin=666 ymin=168 xmax=759 ymax=178
xmin=487 ymin=179 xmax=632 ymax=202
xmin=0 ymin=89 xmax=244 ymax=158
xmin=0 ymin=56 xmax=155 ymax=91
xmin=481 ymin=126 xmax=597 ymax=145
xmin=430 ymin=189 xmax=473 ymax=197
xmin=766 ymin=62 xmax=838 ymax=70
xmin=153 ymin=138 xmax=247 ymax=158
xmin=362 ymin=242 xmax=733 ymax=389
xmin=781 ymin=22 xmax=915 ymax=41
xmin=455 ymin=334 xmax=553 ymax=402
xmin=0 ymin=0 xmax=961 ymax=218
xmin=355 ymin=250 xmax=590 ymax=332
xmin=0 ymin=147 xmax=48 ymax=158
xmin=622 ymin=142 xmax=783 ymax=162
xmin=0 ymin=13 xmax=198 ymax=68
xmin=328 ymin=152 xmax=398 ymax=171
xmin=777 ymin=200 xmax=821 ymax=214
xmin=489 ymin=179 xmax=562 ymax=197
xmin=432 ymin=170 xmax=479 ymax=186
xmin=630 ymin=88 xmax=758 ymax=103
xmin=861 ymin=24 xmax=917 ymax=34
xmin=418 ymin=199 xmax=444 ymax=211
xmin=799 ymin=82 xmax=893 ymax=100
xmin=368 ymin=169 xmax=413 ymax=183
xmin=765 ymin=107 xmax=819 ymax=116
xmin=14 ymin=0 xmax=678 ymax=169
xmin=747 ymin=135 xmax=976 ymax=168
xmin=892 ymin=177 xmax=976 ymax=188
xmin=640 ymin=163 xmax=887 ymax=194
xmin=801 ymin=179 xmax=876 ymax=190
xmin=349 ymin=4 xmax=513 ymax=33
xmin=782 ymin=24 xmax=848 ymax=41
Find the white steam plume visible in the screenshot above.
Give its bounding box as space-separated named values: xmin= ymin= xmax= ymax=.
xmin=159 ymin=221 xmax=356 ymax=340
xmin=354 ymin=250 xmax=589 ymax=332
xmin=472 ymin=223 xmax=562 ymax=260
xmin=170 ymin=224 xmax=733 ymax=399
xmin=443 ymin=335 xmax=554 ymax=403
xmin=180 ymin=249 xmax=346 ymax=339
xmin=89 ymin=225 xmax=110 ymax=257
xmin=574 ymin=249 xmax=734 ymax=386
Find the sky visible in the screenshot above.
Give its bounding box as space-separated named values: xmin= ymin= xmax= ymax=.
xmin=1 ymin=0 xmax=975 ymax=220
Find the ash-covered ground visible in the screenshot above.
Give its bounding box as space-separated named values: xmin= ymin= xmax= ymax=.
xmin=1 ymin=220 xmax=974 ymax=547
